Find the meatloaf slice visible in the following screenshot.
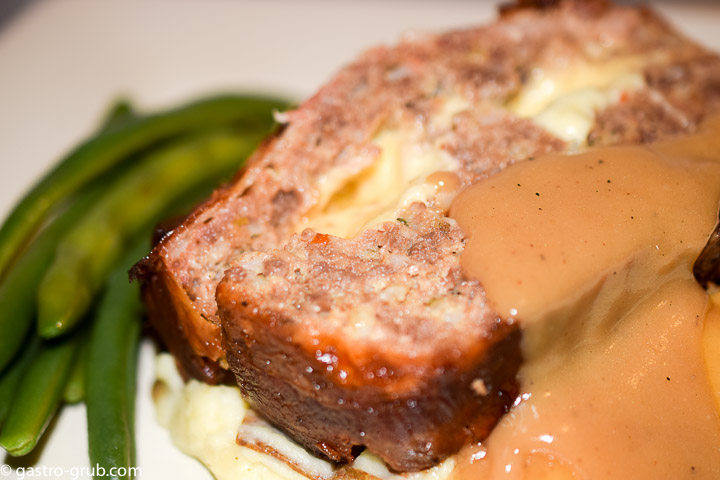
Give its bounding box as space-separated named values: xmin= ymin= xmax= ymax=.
xmin=134 ymin=0 xmax=720 ymax=472
xmin=218 ymin=203 xmax=522 ymax=471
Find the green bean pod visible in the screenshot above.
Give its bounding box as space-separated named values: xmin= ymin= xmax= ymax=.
xmin=0 ymin=100 xmax=134 ymax=373
xmin=98 ymin=100 xmax=137 ymax=132
xmin=0 ymin=185 xmax=104 ymax=373
xmin=63 ymin=337 xmax=88 ymax=405
xmin=37 ymin=126 xmax=268 ymax=338
xmin=0 ymin=94 xmax=287 ymax=279
xmin=86 ymin=240 xmax=147 ymax=480
xmin=0 ymin=337 xmax=41 ymax=430
xmin=0 ymin=334 xmax=81 ymax=456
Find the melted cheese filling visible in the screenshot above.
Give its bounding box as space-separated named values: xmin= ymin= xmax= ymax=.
xmin=299 ymin=97 xmax=464 ymax=239
xmin=509 ymin=57 xmax=647 ymax=146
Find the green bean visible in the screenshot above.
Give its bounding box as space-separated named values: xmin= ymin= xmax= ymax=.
xmin=97 ymin=99 xmax=136 ymax=132
xmin=86 ymin=240 xmax=147 ymax=479
xmin=0 ymin=94 xmax=288 ymax=280
xmin=0 ymin=99 xmax=136 ymax=372
xmin=0 ymin=337 xmax=40 ymax=430
xmin=37 ymin=126 xmax=269 ymax=338
xmin=0 ymin=334 xmax=81 ymax=456
xmin=63 ymin=338 xmax=88 ymax=404
xmin=0 ymin=184 xmax=104 ymax=373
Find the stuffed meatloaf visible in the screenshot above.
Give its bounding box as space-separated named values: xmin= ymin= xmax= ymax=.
xmin=134 ymin=0 xmax=720 ymax=472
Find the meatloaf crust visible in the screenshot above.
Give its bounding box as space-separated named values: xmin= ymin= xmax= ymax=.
xmin=134 ymin=0 xmax=720 ymax=471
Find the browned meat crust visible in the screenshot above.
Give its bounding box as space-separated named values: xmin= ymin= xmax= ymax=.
xmin=134 ymin=0 xmax=720 ymax=471
xmin=222 ymin=300 xmax=520 ymax=471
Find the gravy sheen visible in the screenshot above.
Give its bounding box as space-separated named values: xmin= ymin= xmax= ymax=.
xmin=450 ymin=117 xmax=720 ymax=479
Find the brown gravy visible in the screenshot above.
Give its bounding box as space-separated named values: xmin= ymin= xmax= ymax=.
xmin=449 ymin=117 xmax=720 ymax=479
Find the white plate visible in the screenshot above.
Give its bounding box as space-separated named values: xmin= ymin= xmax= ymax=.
xmin=0 ymin=1 xmax=719 ymax=479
